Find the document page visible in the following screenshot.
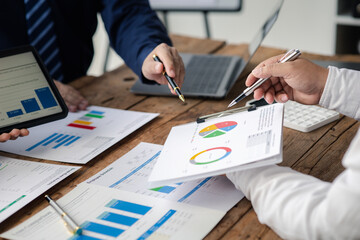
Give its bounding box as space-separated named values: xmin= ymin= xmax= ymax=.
xmin=0 ymin=156 xmax=79 ymax=223
xmin=86 ymin=142 xmax=243 ymax=212
xmin=1 ymin=183 xmax=224 ymax=240
xmin=0 ymin=106 xmax=158 ymax=164
xmin=149 ymin=104 xmax=284 ymax=187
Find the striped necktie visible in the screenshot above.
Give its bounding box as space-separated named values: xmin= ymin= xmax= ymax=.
xmin=24 ymin=0 xmax=64 ymax=82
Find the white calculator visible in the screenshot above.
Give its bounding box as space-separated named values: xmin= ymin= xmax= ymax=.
xmin=246 ymin=98 xmax=340 ymax=132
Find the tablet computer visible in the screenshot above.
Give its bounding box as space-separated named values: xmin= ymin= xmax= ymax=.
xmin=0 ymin=45 xmax=68 ymax=134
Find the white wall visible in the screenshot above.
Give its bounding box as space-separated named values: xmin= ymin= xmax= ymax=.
xmin=88 ymin=0 xmax=337 ymax=76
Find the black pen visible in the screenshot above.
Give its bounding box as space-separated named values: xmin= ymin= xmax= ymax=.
xmin=153 ymin=55 xmax=185 ymax=102
xmin=228 ymin=49 xmax=301 ymax=108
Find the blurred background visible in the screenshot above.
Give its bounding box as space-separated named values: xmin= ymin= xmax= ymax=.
xmin=88 ymin=0 xmax=360 ymax=76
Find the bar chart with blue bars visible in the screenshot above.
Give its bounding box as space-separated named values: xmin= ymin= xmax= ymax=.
xmin=25 ymin=132 xmax=81 ymax=152
xmin=73 ymin=199 xmax=178 ymax=240
xmin=6 ymin=87 xmax=58 ymax=118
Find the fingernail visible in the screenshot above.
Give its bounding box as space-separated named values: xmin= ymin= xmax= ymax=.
xmin=169 ymin=70 xmax=175 ymax=77
xmin=252 ymin=68 xmax=262 ymax=75
xmin=281 ymin=95 xmax=288 ymax=102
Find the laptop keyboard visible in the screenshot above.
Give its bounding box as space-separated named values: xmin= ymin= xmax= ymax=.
xmin=181 ymin=55 xmax=232 ymax=94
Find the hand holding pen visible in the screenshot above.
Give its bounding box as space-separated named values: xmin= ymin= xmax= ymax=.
xmin=228 ymin=49 xmax=301 ymax=108
xmin=152 ymin=55 xmax=185 ymax=102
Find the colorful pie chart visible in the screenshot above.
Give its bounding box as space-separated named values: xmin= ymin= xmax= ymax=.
xmin=190 ymin=147 xmax=232 ymax=165
xmin=199 ymin=121 xmax=237 ymax=138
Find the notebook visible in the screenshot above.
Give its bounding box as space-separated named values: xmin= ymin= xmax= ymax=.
xmin=131 ymin=0 xmax=284 ymax=98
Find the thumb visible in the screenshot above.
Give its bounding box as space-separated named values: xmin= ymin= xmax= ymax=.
xmin=252 ymin=63 xmax=286 ymax=79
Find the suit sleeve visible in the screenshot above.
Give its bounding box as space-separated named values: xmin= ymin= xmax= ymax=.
xmin=100 ymin=0 xmax=172 ymax=82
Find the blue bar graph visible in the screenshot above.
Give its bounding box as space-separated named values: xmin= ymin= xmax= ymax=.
xmin=35 ymin=87 xmax=58 ymax=109
xmin=6 ymin=109 xmax=24 ymax=118
xmin=43 ymin=134 xmax=63 ymax=146
xmin=152 ymin=186 xmax=176 ymax=194
xmin=178 ymin=177 xmax=212 ymax=202
xmin=81 ymin=221 xmax=124 ymax=238
xmin=106 ymin=199 xmax=151 ymax=215
xmin=137 ymin=210 xmax=176 ymax=240
xmin=26 ymin=133 xmax=58 ymax=151
xmin=21 ymin=98 xmax=40 ymax=113
xmin=89 ymin=110 xmax=105 ymax=115
xmin=25 ymin=133 xmax=81 ymax=151
xmin=98 ymin=212 xmax=138 ymax=227
xmin=65 ymin=136 xmax=81 ymax=146
xmin=53 ymin=136 xmax=75 ymax=149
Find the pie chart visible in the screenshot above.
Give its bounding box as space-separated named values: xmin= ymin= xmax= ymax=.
xmin=199 ymin=121 xmax=237 ymax=138
xmin=190 ymin=147 xmax=232 ymax=165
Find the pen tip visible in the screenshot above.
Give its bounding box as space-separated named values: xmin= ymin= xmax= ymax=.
xmin=179 ymin=95 xmax=185 ymax=103
xmin=227 ymin=101 xmax=236 ymax=108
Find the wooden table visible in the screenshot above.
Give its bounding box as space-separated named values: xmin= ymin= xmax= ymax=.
xmin=1 ymin=35 xmax=359 ymax=239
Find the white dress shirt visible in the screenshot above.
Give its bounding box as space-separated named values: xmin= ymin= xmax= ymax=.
xmin=227 ymin=66 xmax=360 ymax=240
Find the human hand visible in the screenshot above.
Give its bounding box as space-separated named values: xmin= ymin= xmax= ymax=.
xmin=0 ymin=129 xmax=29 ymax=142
xmin=54 ymin=80 xmax=88 ymax=112
xmin=142 ymin=43 xmax=185 ymax=95
xmin=246 ymin=55 xmax=329 ymax=105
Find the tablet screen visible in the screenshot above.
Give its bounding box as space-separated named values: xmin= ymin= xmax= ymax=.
xmin=0 ymin=46 xmax=67 ymax=133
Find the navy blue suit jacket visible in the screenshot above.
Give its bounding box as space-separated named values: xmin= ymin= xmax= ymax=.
xmin=0 ymin=0 xmax=171 ymax=83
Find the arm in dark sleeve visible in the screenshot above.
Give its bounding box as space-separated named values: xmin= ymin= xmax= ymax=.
xmin=100 ymin=0 xmax=172 ymax=83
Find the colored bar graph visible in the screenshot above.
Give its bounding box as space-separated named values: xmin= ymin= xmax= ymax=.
xmin=89 ymin=110 xmax=105 ymax=115
xmin=98 ymin=212 xmax=138 ymax=227
xmin=6 ymin=109 xmax=23 ymax=118
xmin=137 ymin=210 xmax=176 ymax=240
xmin=106 ymin=199 xmax=151 ymax=215
xmin=150 ymin=186 xmax=176 ymax=194
xmin=85 ymin=113 xmax=104 ymax=119
xmin=73 ymin=120 xmax=92 ymax=125
xmin=81 ymin=221 xmax=124 ymax=238
xmin=21 ymin=98 xmax=40 ymax=113
xmin=35 ymin=87 xmax=58 ymax=109
xmin=26 ymin=133 xmax=58 ymax=151
xmin=68 ymin=123 xmax=96 ymax=130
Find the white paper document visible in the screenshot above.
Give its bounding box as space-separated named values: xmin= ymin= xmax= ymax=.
xmin=1 ymin=183 xmax=225 ymax=240
xmin=2 ymin=142 xmax=243 ymax=240
xmin=149 ymin=104 xmax=284 ymax=187
xmin=0 ymin=106 xmax=158 ymax=164
xmin=0 ymin=156 xmax=79 ymax=223
xmin=86 ymin=142 xmax=244 ymax=212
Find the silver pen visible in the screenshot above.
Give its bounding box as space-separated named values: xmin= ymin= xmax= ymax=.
xmin=228 ymin=49 xmax=301 ymax=108
xmin=45 ymin=195 xmax=82 ymax=235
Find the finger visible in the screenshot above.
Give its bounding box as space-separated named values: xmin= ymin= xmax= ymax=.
xmin=19 ymin=129 xmax=30 ymax=137
xmin=274 ymin=91 xmax=289 ymax=103
xmin=156 ymin=44 xmax=176 ymax=78
xmin=0 ymin=133 xmax=11 ymax=142
xmin=264 ymin=87 xmax=276 ymax=104
xmin=9 ymin=129 xmax=21 ymax=140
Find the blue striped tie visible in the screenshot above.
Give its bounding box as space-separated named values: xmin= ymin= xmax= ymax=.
xmin=24 ymin=0 xmax=64 ymax=82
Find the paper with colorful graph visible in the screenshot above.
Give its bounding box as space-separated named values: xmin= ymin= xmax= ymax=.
xmin=149 ymin=103 xmax=284 ymax=187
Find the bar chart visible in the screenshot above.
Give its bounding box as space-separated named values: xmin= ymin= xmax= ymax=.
xmin=67 ymin=110 xmax=105 ymax=130
xmin=25 ymin=133 xmax=81 ymax=152
xmin=6 ymin=87 xmax=58 ymax=118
